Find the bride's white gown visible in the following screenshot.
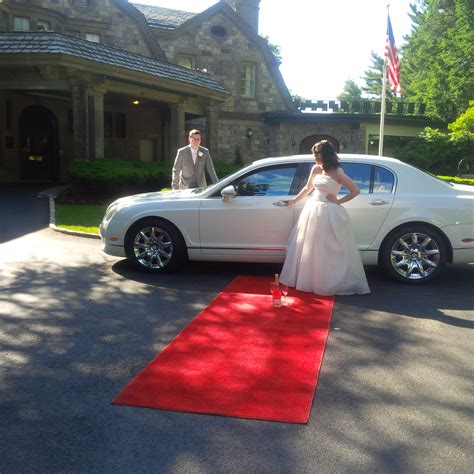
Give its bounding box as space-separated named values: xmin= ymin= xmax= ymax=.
xmin=280 ymin=174 xmax=370 ymax=295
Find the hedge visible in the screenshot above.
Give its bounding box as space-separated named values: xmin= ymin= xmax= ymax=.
xmin=63 ymin=159 xmax=243 ymax=202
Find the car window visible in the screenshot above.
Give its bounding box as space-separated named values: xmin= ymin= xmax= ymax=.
xmin=339 ymin=163 xmax=371 ymax=195
xmin=232 ymin=164 xmax=299 ymax=197
xmin=373 ymin=166 xmax=395 ymax=193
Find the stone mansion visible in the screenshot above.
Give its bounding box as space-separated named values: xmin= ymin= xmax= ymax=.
xmin=0 ymin=0 xmax=443 ymax=181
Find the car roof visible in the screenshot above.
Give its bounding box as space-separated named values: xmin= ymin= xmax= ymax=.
xmin=251 ymin=154 xmax=403 ymax=166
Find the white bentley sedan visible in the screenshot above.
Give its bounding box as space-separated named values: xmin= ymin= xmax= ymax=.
xmin=100 ymin=154 xmax=474 ymax=284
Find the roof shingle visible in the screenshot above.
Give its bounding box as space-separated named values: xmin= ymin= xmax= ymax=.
xmin=132 ymin=4 xmax=196 ymax=29
xmin=0 ymin=32 xmax=227 ymax=94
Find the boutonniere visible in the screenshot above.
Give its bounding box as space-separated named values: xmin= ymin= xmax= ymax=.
xmin=198 ymin=151 xmax=204 ymax=158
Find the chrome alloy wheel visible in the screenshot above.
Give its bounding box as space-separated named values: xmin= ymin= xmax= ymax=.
xmin=132 ymin=226 xmax=173 ymax=269
xmin=390 ymin=231 xmax=440 ymax=280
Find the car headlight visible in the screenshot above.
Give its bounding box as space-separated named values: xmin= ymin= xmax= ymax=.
xmin=104 ymin=202 xmax=119 ymax=222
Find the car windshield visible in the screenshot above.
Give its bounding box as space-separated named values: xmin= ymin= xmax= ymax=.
xmin=190 ymin=180 xmax=220 ymax=194
xmin=190 ymin=167 xmax=247 ymax=194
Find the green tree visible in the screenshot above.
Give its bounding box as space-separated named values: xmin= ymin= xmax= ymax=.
xmin=401 ymin=0 xmax=473 ymax=121
xmin=291 ymin=94 xmax=307 ymax=110
xmin=341 ymin=52 xmax=399 ymax=101
xmin=448 ymin=100 xmax=474 ymax=133
xmin=394 ymin=104 xmax=474 ymax=174
xmin=337 ymin=80 xmax=362 ymax=101
xmin=261 ymin=36 xmax=282 ymax=66
xmin=360 ymin=52 xmax=398 ymax=99
xmin=362 ymin=51 xmax=386 ymax=99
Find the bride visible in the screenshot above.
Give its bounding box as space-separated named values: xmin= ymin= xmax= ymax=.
xmin=280 ymin=140 xmax=370 ymax=296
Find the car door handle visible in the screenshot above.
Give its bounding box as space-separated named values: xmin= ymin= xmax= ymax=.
xmin=369 ymin=199 xmax=390 ymax=205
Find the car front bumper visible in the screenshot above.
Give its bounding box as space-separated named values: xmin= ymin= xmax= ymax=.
xmin=101 ymin=240 xmax=126 ymax=257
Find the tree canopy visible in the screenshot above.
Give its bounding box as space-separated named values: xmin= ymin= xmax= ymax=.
xmin=401 ymin=0 xmax=473 ymax=121
xmin=261 ymin=36 xmax=282 ymax=66
xmin=337 ymin=80 xmax=362 ymax=102
xmin=336 ymin=0 xmax=472 ymax=121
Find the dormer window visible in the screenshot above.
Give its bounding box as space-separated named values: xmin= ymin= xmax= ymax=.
xmin=85 ymin=33 xmax=100 ymax=43
xmin=73 ymin=0 xmax=93 ymax=6
xmin=210 ymin=25 xmax=227 ymax=39
xmin=177 ymin=54 xmax=196 ymax=69
xmin=13 ymin=16 xmax=30 ymax=31
xmin=37 ymin=20 xmax=51 ymax=31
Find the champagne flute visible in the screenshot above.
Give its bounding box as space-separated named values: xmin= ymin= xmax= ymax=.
xmin=281 ymin=284 xmax=289 ymax=305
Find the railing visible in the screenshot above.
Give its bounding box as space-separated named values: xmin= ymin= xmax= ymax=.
xmin=298 ymin=100 xmax=426 ymax=115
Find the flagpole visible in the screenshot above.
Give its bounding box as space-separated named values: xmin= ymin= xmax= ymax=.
xmin=378 ymin=5 xmax=390 ymax=156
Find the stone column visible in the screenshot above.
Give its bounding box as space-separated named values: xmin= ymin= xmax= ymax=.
xmin=88 ymin=88 xmax=105 ymax=159
xmin=205 ymin=105 xmax=219 ymax=156
xmin=169 ymin=103 xmax=185 ymax=159
xmin=71 ymin=81 xmax=89 ymax=160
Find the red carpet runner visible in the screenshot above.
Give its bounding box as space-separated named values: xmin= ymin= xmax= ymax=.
xmin=112 ymin=275 xmax=334 ymax=423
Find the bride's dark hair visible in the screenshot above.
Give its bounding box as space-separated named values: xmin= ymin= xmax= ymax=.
xmin=311 ymin=140 xmax=340 ymax=171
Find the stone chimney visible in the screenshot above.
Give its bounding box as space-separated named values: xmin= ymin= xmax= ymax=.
xmin=223 ymin=0 xmax=260 ymax=33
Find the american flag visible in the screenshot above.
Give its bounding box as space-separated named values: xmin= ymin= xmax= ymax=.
xmin=385 ymin=15 xmax=401 ymax=94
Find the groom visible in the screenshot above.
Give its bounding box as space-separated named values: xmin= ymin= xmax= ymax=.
xmin=171 ymin=129 xmax=219 ymax=190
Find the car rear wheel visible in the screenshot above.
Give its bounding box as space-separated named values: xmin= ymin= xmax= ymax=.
xmin=124 ymin=218 xmax=187 ymax=273
xmin=380 ymin=225 xmax=447 ymax=283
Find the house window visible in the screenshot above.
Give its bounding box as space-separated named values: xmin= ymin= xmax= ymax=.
xmin=139 ymin=139 xmax=156 ymax=162
xmin=73 ymin=0 xmax=93 ymax=6
xmin=104 ymin=112 xmax=113 ymax=138
xmin=0 ymin=11 xmax=8 ymax=30
xmin=85 ymin=33 xmax=100 ymax=43
xmin=67 ymin=110 xmax=73 ymax=135
xmin=115 ymin=113 xmax=126 ymax=138
xmin=65 ymin=30 xmax=81 ymax=38
xmin=177 ymin=54 xmax=196 ymax=69
xmin=37 ymin=20 xmax=51 ymax=31
xmin=240 ymin=62 xmax=256 ymax=98
xmin=13 ymin=16 xmax=30 ymax=31
xmin=6 ymin=101 xmax=13 ymax=129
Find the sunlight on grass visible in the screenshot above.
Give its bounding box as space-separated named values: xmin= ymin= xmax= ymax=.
xmin=55 ymin=204 xmax=107 ymax=235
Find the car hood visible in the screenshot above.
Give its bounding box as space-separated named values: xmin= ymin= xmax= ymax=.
xmin=114 ymin=188 xmax=203 ymax=205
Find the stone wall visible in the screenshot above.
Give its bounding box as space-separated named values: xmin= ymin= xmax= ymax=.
xmin=154 ymin=9 xmax=291 ymax=160
xmin=154 ymin=11 xmax=289 ymax=115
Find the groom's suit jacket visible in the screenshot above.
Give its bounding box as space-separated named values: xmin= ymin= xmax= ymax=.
xmin=171 ymin=145 xmax=219 ymax=190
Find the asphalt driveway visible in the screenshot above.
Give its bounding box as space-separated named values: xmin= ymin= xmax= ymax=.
xmin=1 ymin=185 xmax=473 ymax=473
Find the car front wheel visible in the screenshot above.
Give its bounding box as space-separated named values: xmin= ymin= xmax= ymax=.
xmin=380 ymin=225 xmax=447 ymax=283
xmin=124 ymin=218 xmax=187 ymax=273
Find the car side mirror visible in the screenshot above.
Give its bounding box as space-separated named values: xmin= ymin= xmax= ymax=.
xmin=221 ymin=185 xmax=236 ymax=203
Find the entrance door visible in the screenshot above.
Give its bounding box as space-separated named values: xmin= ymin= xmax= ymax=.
xmin=19 ymin=106 xmax=58 ymax=181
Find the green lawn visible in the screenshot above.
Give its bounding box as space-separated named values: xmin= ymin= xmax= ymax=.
xmin=55 ymin=204 xmax=107 ymax=234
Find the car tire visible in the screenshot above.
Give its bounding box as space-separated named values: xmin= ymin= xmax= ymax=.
xmin=124 ymin=218 xmax=188 ymax=273
xmin=380 ymin=224 xmax=447 ymax=284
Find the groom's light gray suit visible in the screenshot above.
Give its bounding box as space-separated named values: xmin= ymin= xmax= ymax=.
xmin=171 ymin=145 xmax=219 ymax=190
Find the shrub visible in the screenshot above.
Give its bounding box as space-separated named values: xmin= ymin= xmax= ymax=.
xmin=64 ymin=158 xmax=244 ymax=202
xmin=67 ymin=159 xmax=173 ymax=201
xmin=213 ymin=161 xmax=243 ymax=179
xmin=436 ymin=175 xmax=474 ymax=186
xmin=394 ymin=104 xmax=474 ymax=175
xmin=394 ymin=127 xmax=473 ymax=175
